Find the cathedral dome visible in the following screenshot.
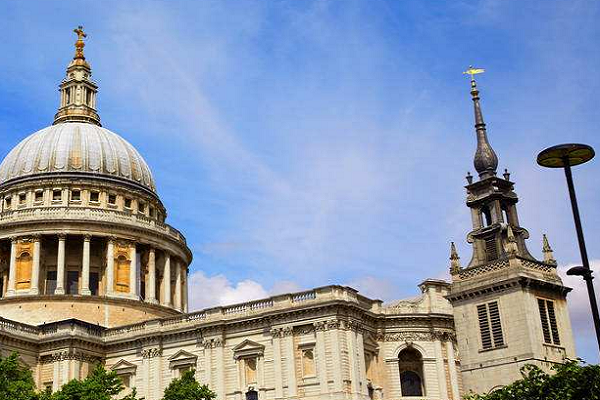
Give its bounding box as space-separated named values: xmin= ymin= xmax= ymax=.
xmin=0 ymin=122 xmax=156 ymax=193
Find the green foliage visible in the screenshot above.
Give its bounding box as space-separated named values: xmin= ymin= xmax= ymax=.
xmin=161 ymin=370 xmax=216 ymax=400
xmin=50 ymin=364 xmax=141 ymax=400
xmin=464 ymin=359 xmax=600 ymax=400
xmin=0 ymin=352 xmax=38 ymax=400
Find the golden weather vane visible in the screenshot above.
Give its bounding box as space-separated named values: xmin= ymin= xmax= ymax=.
xmin=463 ymin=65 xmax=485 ymax=81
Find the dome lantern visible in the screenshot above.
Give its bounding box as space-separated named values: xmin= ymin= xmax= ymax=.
xmin=53 ymin=26 xmax=101 ymax=126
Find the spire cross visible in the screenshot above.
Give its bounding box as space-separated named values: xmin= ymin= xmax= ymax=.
xmin=73 ymin=26 xmax=87 ymax=60
xmin=463 ymin=65 xmax=485 ymax=83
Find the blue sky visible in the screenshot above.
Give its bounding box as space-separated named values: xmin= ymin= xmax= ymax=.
xmin=1 ymin=0 xmax=599 ymax=362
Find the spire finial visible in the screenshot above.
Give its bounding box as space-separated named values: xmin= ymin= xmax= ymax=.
xmin=505 ymin=225 xmax=519 ymax=256
xmin=450 ymin=242 xmax=462 ymax=275
xmin=463 ymin=66 xmax=498 ymax=180
xmin=542 ymin=234 xmax=557 ymax=265
xmin=73 ymin=26 xmax=87 ymax=60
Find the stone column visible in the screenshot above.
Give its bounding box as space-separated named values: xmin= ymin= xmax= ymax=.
xmin=6 ymin=238 xmax=17 ymax=296
xmin=174 ymin=259 xmax=182 ymax=311
xmin=434 ymin=337 xmax=448 ymax=399
xmin=356 ymin=330 xmax=369 ymax=396
xmin=182 ymin=264 xmax=188 ymax=312
xmin=329 ymin=323 xmax=344 ymax=393
xmin=215 ymin=339 xmax=225 ymax=400
xmin=446 ymin=340 xmax=460 ymax=400
xmin=106 ymin=238 xmax=114 ymax=296
xmin=346 ymin=327 xmax=360 ymax=395
xmin=271 ymin=329 xmax=284 ymax=398
xmin=314 ymin=322 xmax=329 ymax=395
xmin=283 ymin=327 xmax=297 ymax=397
xmin=129 ymin=243 xmax=137 ymax=297
xmin=163 ymin=253 xmax=171 ymax=306
xmin=146 ymin=248 xmax=157 ymax=304
xmin=81 ymin=235 xmax=91 ymax=295
xmin=55 ymin=234 xmax=66 ymax=295
xmin=30 ymin=235 xmax=41 ymax=295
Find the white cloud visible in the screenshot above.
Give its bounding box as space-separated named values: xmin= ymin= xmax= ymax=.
xmin=187 ymin=271 xmax=304 ymax=311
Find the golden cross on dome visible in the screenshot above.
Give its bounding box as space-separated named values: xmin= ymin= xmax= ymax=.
xmin=74 ymin=26 xmax=87 ymax=40
xmin=463 ymin=65 xmax=485 ymax=81
xmin=73 ymin=26 xmax=87 ymax=59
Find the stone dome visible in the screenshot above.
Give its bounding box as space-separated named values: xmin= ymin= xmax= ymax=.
xmin=0 ymin=122 xmax=156 ymax=192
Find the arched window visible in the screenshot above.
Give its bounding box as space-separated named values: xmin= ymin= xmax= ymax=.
xmin=115 ymin=255 xmax=130 ymax=292
xmin=481 ymin=205 xmax=493 ymax=226
xmin=245 ymin=390 xmax=258 ymax=400
xmin=16 ymin=251 xmax=32 ymax=290
xmin=398 ymin=347 xmax=424 ymax=397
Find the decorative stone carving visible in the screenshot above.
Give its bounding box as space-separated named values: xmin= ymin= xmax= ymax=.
xmin=141 ymin=348 xmax=162 ymax=359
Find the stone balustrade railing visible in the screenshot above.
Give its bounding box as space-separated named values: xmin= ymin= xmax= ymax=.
xmin=0 ymin=206 xmax=186 ymax=244
xmin=1 ymin=285 xmax=385 ymax=342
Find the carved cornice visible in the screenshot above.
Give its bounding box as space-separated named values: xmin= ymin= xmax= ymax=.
xmin=375 ymin=330 xmax=456 ymax=343
xmin=40 ymin=350 xmax=103 ymax=364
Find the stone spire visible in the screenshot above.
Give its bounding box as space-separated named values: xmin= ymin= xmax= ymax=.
xmin=464 ymin=67 xmax=498 ymax=180
xmin=449 ymin=242 xmax=461 ymax=275
xmin=542 ymin=234 xmax=557 ymax=265
xmin=53 ymin=26 xmax=101 ymax=126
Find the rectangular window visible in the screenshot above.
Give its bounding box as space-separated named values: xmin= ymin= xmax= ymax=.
xmin=18 ymin=193 xmax=27 ymax=205
xmin=124 ymin=198 xmax=132 ymax=209
xmin=108 ymin=194 xmax=117 ymax=205
xmin=89 ymin=191 xmax=100 ymax=203
xmin=53 ymin=189 xmax=62 ymax=202
xmin=90 ymin=272 xmax=99 ymax=296
xmin=67 ymin=271 xmax=79 ymax=294
xmin=538 ymin=299 xmax=561 ymax=345
xmin=149 ymin=207 xmax=155 ymax=217
xmin=138 ymin=202 xmax=146 ymax=213
xmin=34 ymin=191 xmax=44 ymax=203
xmin=5 ymin=196 xmax=11 ymax=209
xmin=477 ymin=301 xmax=504 ymax=349
xmin=45 ymin=271 xmax=57 ymax=295
xmin=71 ymin=190 xmax=81 ymax=202
xmin=485 ymin=237 xmax=498 ymax=261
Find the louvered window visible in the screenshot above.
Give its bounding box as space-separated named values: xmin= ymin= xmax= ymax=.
xmin=485 ymin=238 xmax=498 ymax=261
xmin=477 ymin=301 xmax=504 ymax=349
xmin=538 ymin=299 xmax=561 ymax=345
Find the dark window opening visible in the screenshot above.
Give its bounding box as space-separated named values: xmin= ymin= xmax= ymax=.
xmin=53 ymin=190 xmax=62 ymax=201
xmin=71 ymin=190 xmax=81 ymax=202
xmin=35 ymin=191 xmax=44 ymax=203
xmin=246 ymin=390 xmax=258 ymax=400
xmin=18 ymin=193 xmax=27 ymax=204
xmin=108 ymin=194 xmax=117 ymax=205
xmin=90 ymin=191 xmax=100 ymax=203
xmin=90 ymin=272 xmax=99 ymax=296
xmin=485 ymin=237 xmax=498 ymax=261
xmin=398 ymin=347 xmax=424 ymax=397
xmin=67 ymin=271 xmax=79 ymax=295
xmin=124 ymin=198 xmax=132 ymax=209
xmin=45 ymin=271 xmax=57 ymax=295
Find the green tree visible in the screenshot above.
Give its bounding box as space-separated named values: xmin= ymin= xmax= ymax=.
xmin=464 ymin=359 xmax=600 ymax=400
xmin=0 ymin=352 xmax=38 ymax=400
xmin=161 ymin=370 xmax=216 ymax=400
xmin=50 ymin=364 xmax=141 ymax=400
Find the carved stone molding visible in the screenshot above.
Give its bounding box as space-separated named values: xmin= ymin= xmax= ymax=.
xmin=141 ymin=348 xmax=162 ymax=359
xmin=202 ymin=337 xmax=224 ymax=348
xmin=40 ymin=350 xmax=102 ymax=364
xmin=375 ymin=330 xmax=455 ymax=343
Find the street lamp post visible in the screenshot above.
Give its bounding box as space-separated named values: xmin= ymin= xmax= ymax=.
xmin=537 ymin=143 xmax=600 ymax=352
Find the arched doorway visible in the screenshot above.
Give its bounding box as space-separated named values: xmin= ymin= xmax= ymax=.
xmin=398 ymin=347 xmax=424 ymax=397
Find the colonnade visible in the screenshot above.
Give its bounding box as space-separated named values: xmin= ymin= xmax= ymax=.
xmin=1 ymin=234 xmax=188 ymax=312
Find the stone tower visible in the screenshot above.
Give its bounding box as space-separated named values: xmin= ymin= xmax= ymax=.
xmin=446 ymin=73 xmax=576 ymax=394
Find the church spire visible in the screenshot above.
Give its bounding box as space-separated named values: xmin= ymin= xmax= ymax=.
xmin=463 ymin=66 xmax=498 ymax=180
xmin=542 ymin=234 xmax=557 ymax=265
xmin=53 ymin=26 xmax=101 ymax=126
xmin=449 ymin=242 xmax=461 ymax=275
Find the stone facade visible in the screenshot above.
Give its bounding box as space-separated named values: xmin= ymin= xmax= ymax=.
xmin=0 ymin=31 xmax=578 ymax=400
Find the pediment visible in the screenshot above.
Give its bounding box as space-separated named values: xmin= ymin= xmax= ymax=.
xmin=168 ymin=350 xmax=197 ymax=368
xmin=111 ymin=359 xmax=136 ymax=374
xmin=168 ymin=349 xmax=197 ymax=362
xmin=233 ymin=339 xmax=265 ymax=359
